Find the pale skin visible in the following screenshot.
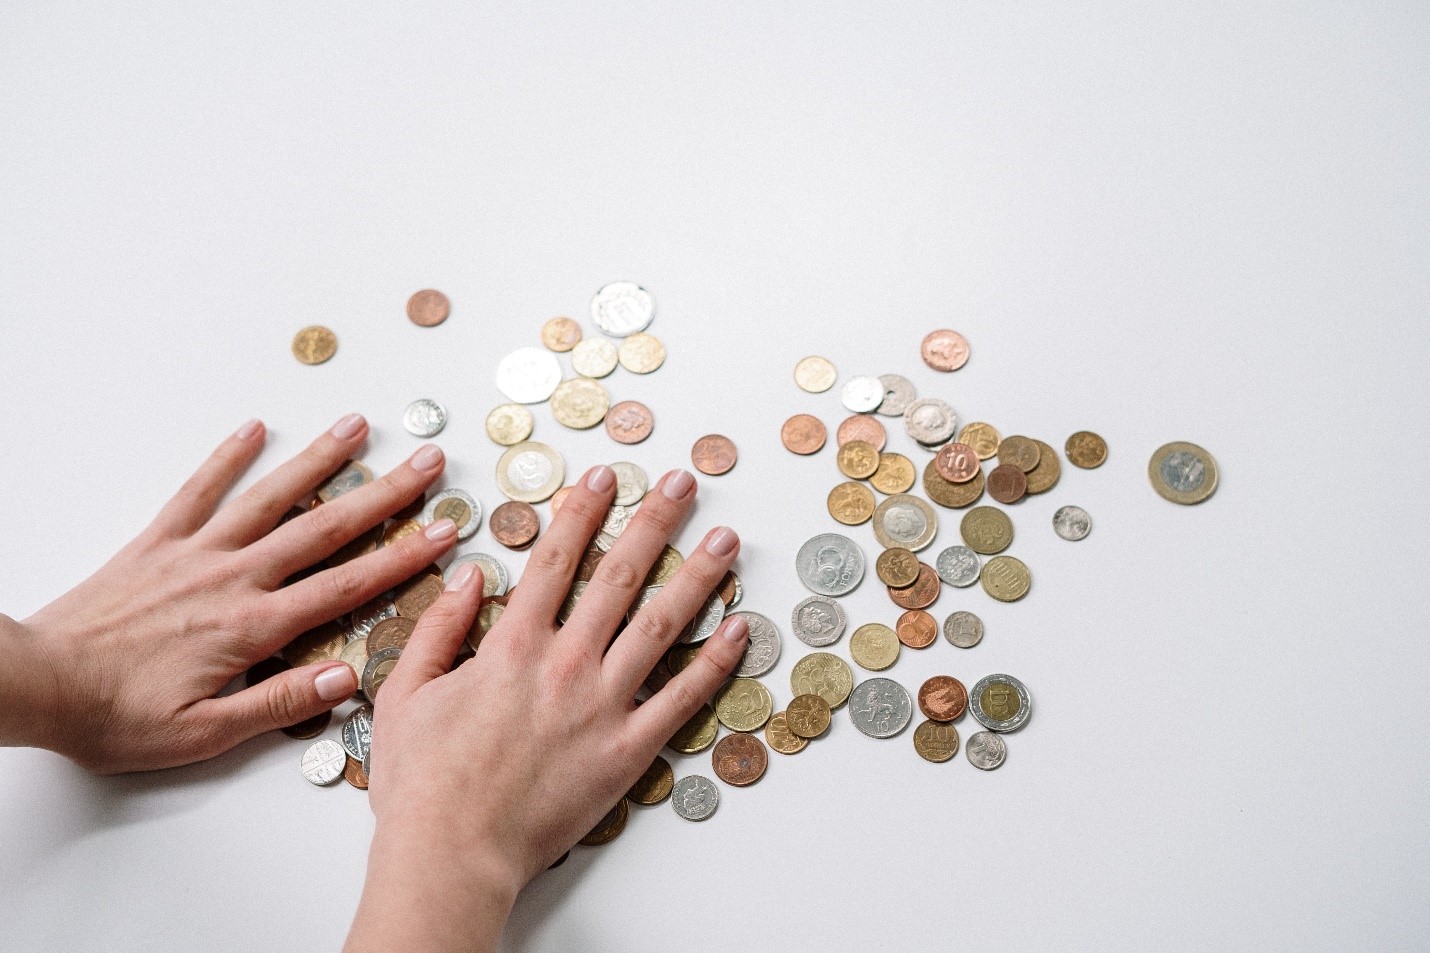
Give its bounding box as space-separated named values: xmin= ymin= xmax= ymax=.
xmin=0 ymin=414 xmax=748 ymax=953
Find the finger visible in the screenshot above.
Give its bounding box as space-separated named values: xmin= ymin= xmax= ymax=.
xmin=202 ymin=413 xmax=369 ymax=548
xmin=602 ymin=525 xmax=740 ymax=700
xmin=626 ymin=615 xmax=749 ymax=748
xmin=506 ymin=465 xmax=616 ymax=626
xmin=380 ymin=562 xmax=483 ymax=705
xmin=563 ymin=468 xmax=697 ymax=653
xmin=247 ymin=444 xmax=446 ymax=585
xmin=191 ymin=660 xmax=357 ymax=751
xmin=147 ymin=419 xmax=267 ymax=539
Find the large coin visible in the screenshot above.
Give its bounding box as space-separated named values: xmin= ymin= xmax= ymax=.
xmin=872 ymin=494 xmax=937 ymax=552
xmin=406 ymin=289 xmax=450 ymax=327
xmin=361 ymin=646 xmax=402 ymax=701
xmin=495 ymin=346 xmax=562 ymax=403
xmin=840 ymin=375 xmax=884 ymax=413
xmin=291 ymin=325 xmax=337 ymax=365
xmin=368 ymin=616 xmax=416 ymax=654
xmin=284 ymin=620 xmax=347 ymax=667
xmin=605 ymin=400 xmax=655 ymax=444
xmin=712 ymin=733 xmax=768 ymax=787
xmin=485 ymin=403 xmax=534 ymax=446
xmin=422 ymin=488 xmax=481 ymax=541
xmin=671 ymin=775 xmax=719 ymax=821
xmin=920 ymin=329 xmax=970 ymax=371
xmin=981 ymin=555 xmax=1031 ymax=602
xmin=496 ymin=442 xmax=565 ymax=503
xmin=923 ymin=459 xmax=984 ymax=509
xmin=903 ymin=397 xmax=957 ymax=445
xmin=732 ymin=611 xmax=781 ymax=677
xmin=714 ymin=678 xmax=773 ymax=732
xmin=341 ymin=703 xmax=374 ymax=761
xmin=550 ymin=377 xmax=610 ymax=429
xmin=590 ymin=281 xmax=655 ymax=336
xmin=827 ymin=481 xmax=876 ymax=525
xmin=617 ymin=332 xmax=665 ymax=373
xmin=681 ymin=591 xmax=726 ymax=644
xmin=997 ymin=435 xmax=1041 ymax=473
xmin=966 ymin=730 xmax=1007 ymax=770
xmin=876 ymin=374 xmax=916 ymax=416
xmin=765 ymin=711 xmax=808 ymax=754
xmin=490 ymin=501 xmax=540 ymax=549
xmin=850 ymin=623 xmax=900 ymax=671
xmin=934 ymin=545 xmax=981 ymax=587
xmin=445 ymin=553 xmax=509 ymax=596
xmin=790 ymin=652 xmax=853 ymax=708
xmin=628 ymin=756 xmax=675 ymax=804
xmin=943 ymin=610 xmax=984 ymax=648
xmin=1053 ymin=505 xmax=1092 ymax=541
xmin=791 ymin=595 xmax=847 ymax=647
xmin=403 ymin=398 xmax=447 ymax=438
xmin=847 ymin=678 xmax=913 ymax=738
xmin=887 ymin=563 xmax=940 ymax=610
xmin=969 ymin=674 xmax=1031 ymax=732
xmin=1024 ymin=439 xmax=1062 ymax=495
xmin=668 ymin=704 xmax=719 ymax=753
xmin=795 ymin=533 xmax=865 ymax=596
xmin=571 ymin=337 xmax=619 ymax=378
xmin=836 ymin=414 xmax=886 ymax=450
xmin=1149 ymin=441 xmax=1219 ymax=504
xmin=1065 ymin=430 xmax=1108 ymax=469
xmin=913 ymin=720 xmax=960 ymax=763
xmin=794 ymin=355 xmax=837 ymax=393
xmin=300 ymin=739 xmax=347 ymax=786
xmin=961 ymin=506 xmax=1013 ymax=554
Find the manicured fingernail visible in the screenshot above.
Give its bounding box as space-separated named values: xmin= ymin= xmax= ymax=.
xmin=446 ymin=562 xmax=476 ymax=591
xmin=314 ymin=664 xmax=356 ymax=702
xmin=661 ymin=469 xmax=696 ymax=500
xmin=720 ymin=615 xmax=749 ymax=643
xmin=425 ymin=518 xmax=456 ymax=541
xmin=235 ymin=418 xmax=263 ymax=441
xmin=331 ymin=413 xmax=366 ymax=439
xmin=705 ymin=526 xmax=738 ymax=557
xmin=411 ymin=444 xmax=444 ymax=471
xmin=585 ymin=465 xmax=615 ymax=492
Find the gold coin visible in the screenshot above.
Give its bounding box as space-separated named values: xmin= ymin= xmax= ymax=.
xmin=997 ymin=435 xmax=1041 ymax=473
xmin=665 ymin=642 xmax=702 ymax=675
xmin=875 ymin=547 xmax=920 ymax=588
xmin=1148 ymin=441 xmax=1219 ymax=505
xmin=541 ymin=316 xmax=582 ymax=352
xmin=790 ymin=652 xmax=853 ymax=709
xmin=368 ymin=615 xmax=417 ymax=654
xmin=827 ymin=481 xmax=876 ymax=525
xmin=550 ymin=377 xmax=610 ymax=429
xmin=668 ymin=704 xmax=719 ymax=753
xmin=395 ymin=573 xmax=442 ymax=619
xmin=794 ymin=355 xmax=837 ymax=393
xmin=850 ymin=623 xmax=900 ymax=671
xmin=1065 ymin=430 xmax=1108 ymax=469
xmin=765 ymin=711 xmax=808 ymax=754
xmin=468 ymin=597 xmax=505 ymax=653
xmin=961 ymin=505 xmax=1013 ymax=555
xmin=1024 ymin=439 xmax=1061 ymax=494
xmin=381 ymin=518 xmax=422 ymax=547
xmin=913 ymin=720 xmax=960 ymax=762
xmin=579 ymin=798 xmax=629 ymax=846
xmin=617 ymin=332 xmax=666 ymax=374
xmin=338 ymin=638 xmax=370 ymax=681
xmin=291 ymin=325 xmax=337 ymax=365
xmin=627 ymin=756 xmax=675 ymax=804
xmin=785 ymin=693 xmax=832 ymax=738
xmin=923 ymin=459 xmax=985 ymax=508
xmin=981 ymin=555 xmax=1031 ymax=602
xmin=485 ymin=403 xmax=535 ymax=446
xmin=644 ymin=544 xmax=685 ymax=587
xmin=870 ymin=453 xmax=915 ymax=494
xmin=980 ymin=682 xmax=1024 ymax=722
xmin=958 ymin=422 xmax=1001 ymax=460
xmin=714 ymin=677 xmax=774 ymax=732
xmin=283 ymin=620 xmax=347 ymax=667
xmin=836 ymin=440 xmax=880 ymax=479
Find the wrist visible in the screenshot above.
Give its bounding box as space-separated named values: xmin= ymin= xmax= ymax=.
xmin=0 ymin=614 xmax=66 ymax=752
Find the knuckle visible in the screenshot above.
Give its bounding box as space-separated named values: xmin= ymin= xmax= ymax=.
xmin=526 ymin=542 xmax=577 ymax=579
xmin=636 ymin=502 xmax=680 ymax=539
xmin=663 ymin=675 xmax=702 ymax=716
xmin=323 ymin=565 xmax=368 ymax=606
xmin=629 ymin=603 xmax=678 ymax=646
xmin=264 ymin=680 xmax=307 ymax=728
xmin=304 ymin=504 xmax=351 ymax=550
xmin=598 ymin=557 xmax=642 ymax=593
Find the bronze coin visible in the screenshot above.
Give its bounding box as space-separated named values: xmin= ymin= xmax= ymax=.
xmin=1065 ymin=430 xmax=1108 ymax=469
xmin=548 ymin=486 xmax=573 ymax=515
xmin=712 ymin=732 xmax=769 ymax=786
xmin=395 ymin=573 xmax=443 ymax=619
xmin=920 ymin=329 xmax=970 ymax=371
xmin=780 ymin=414 xmax=827 ymax=455
xmin=997 ymin=435 xmax=1041 ymax=473
xmin=367 ymin=615 xmax=417 ymax=654
xmin=540 ymin=316 xmax=582 ymax=352
xmin=579 ymin=798 xmax=629 ymax=846
xmin=282 ymin=709 xmax=331 ymax=740
xmin=606 ymin=400 xmax=654 ymax=445
xmin=491 ymin=500 xmax=540 ymax=549
xmin=835 ymin=414 xmax=887 ymax=451
xmin=406 ymin=289 xmax=450 ymax=327
xmin=923 ymin=459 xmax=985 ymax=509
xmin=627 ymin=756 xmax=675 ymax=805
xmin=291 ymin=325 xmax=337 ymax=365
xmin=913 ymin=720 xmax=960 ymax=763
xmin=934 ymin=442 xmax=982 ymax=483
xmin=918 ymin=675 xmax=969 ymax=722
xmin=283 ymin=620 xmax=347 ymax=667
xmin=1024 ymin=439 xmax=1062 ymax=494
xmin=895 ymin=609 xmax=938 ymax=649
xmin=717 ymin=570 xmax=741 ymax=606
xmin=785 ymin=694 xmax=832 ymax=738
xmin=343 ymin=755 xmax=370 ymax=790
xmin=875 ymin=547 xmax=921 ymax=588
xmin=987 ymin=463 xmax=1028 ymax=504
xmin=888 ymin=562 xmax=940 ymax=610
xmin=691 ymin=434 xmax=738 ymax=475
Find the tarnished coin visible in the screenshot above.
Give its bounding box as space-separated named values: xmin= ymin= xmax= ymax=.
xmin=571 ymin=337 xmax=619 ymax=378
xmin=403 ymin=398 xmax=447 ymax=438
xmin=935 ymin=545 xmax=981 ymax=587
xmin=300 ymin=739 xmax=347 ymax=786
xmin=876 ymin=374 xmax=916 ymax=416
xmin=284 ymin=621 xmax=348 ymax=667
xmin=671 ymin=775 xmax=719 ymax=821
xmin=668 ymin=704 xmax=719 ymax=754
xmin=605 ymin=400 xmax=654 ymax=444
xmin=875 ymin=547 xmax=921 ymax=588
xmin=943 ymin=610 xmax=984 ymax=648
xmin=579 ymin=798 xmax=629 ymax=846
xmin=848 ymin=678 xmax=913 ymax=738
xmin=495 ymin=346 xmax=563 ymax=403
xmin=341 ymin=704 xmax=374 ymax=761
xmin=836 ymin=440 xmax=880 ymax=479
xmin=934 ymin=443 xmax=981 ymax=483
xmin=961 ymin=506 xmax=1013 ymax=554
xmin=917 ymin=676 xmax=968 ymax=722
xmin=491 ymin=500 xmax=540 ymax=549
xmin=966 ymin=730 xmax=1007 ymax=770
xmin=791 ymin=595 xmax=847 ymax=647
xmin=923 ymin=460 xmax=985 ymax=509
xmin=691 ymin=434 xmax=737 ymax=475
xmin=840 ymin=375 xmax=885 ymax=413
xmin=827 ymin=481 xmax=876 ymax=525
xmin=765 ymin=711 xmax=808 ymax=754
xmin=368 ymin=616 xmax=417 ymax=653
xmin=733 ymin=611 xmax=781 ymax=677
xmin=959 ymin=422 xmax=1001 ymax=460
xmin=1053 ymin=505 xmax=1092 ymax=541
xmin=338 ymin=638 xmax=370 ymax=683
xmin=913 ymin=720 xmax=960 ymax=762
xmin=284 ymin=710 xmax=331 ymax=741
xmin=496 ymin=442 xmax=565 ymax=503
xmin=887 ymin=563 xmax=940 ymax=610
xmin=997 ymin=435 xmax=1041 ymax=473
xmin=291 ymin=325 xmax=337 ymax=365
xmin=591 ymin=281 xmax=655 ymax=336
xmin=1065 ymin=430 xmax=1108 ymax=468
xmin=645 ymin=547 xmax=684 ymax=588
xmin=785 ymin=693 xmax=832 ymax=738
xmin=317 ymin=459 xmax=373 ymax=503
xmin=795 ymin=533 xmax=865 ymax=596
xmin=1149 ymin=441 xmax=1219 ymax=505
xmin=981 ymin=555 xmax=1031 ymax=603
xmin=361 ymin=647 xmax=402 ymax=701
xmin=617 ymin=332 xmax=665 ymax=373
xmin=445 ymin=553 xmax=509 ymax=596
xmin=610 ymin=461 xmax=649 ymax=506
xmin=870 ymin=453 xmax=916 ymax=494
xmin=904 ymin=397 xmax=958 ymax=446
xmin=872 ymin=494 xmax=938 ymax=552
xmin=550 ymin=377 xmax=610 ymax=429
xmin=836 ymin=414 xmax=886 ymax=451
xmin=714 ymin=677 xmax=773 ymax=732
xmin=790 ymin=652 xmax=854 ymax=709
xmin=422 ymin=488 xmax=481 ymax=541
xmin=920 ymin=329 xmax=970 ymax=371
xmin=970 ymin=673 xmax=1031 ymax=732
xmin=628 ymin=756 xmax=675 ymax=805
xmin=1024 ymin=439 xmax=1061 ymax=495
xmin=343 ymin=756 xmax=369 ymax=790
xmin=406 ymin=289 xmax=450 ymax=327
xmin=781 ymin=414 xmax=827 ymax=455
xmin=895 ymin=609 xmax=938 ymax=648
xmin=794 ymin=355 xmax=838 ymax=393
xmin=712 ymin=733 xmax=768 ymax=787
xmin=850 ymin=623 xmax=900 ymax=671
xmin=987 ymin=463 xmax=1028 ymax=504
xmin=485 ymin=403 xmax=535 ymax=446
xmin=540 ymin=316 xmax=582 ymax=352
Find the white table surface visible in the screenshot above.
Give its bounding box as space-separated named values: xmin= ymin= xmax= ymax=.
xmin=3 ymin=3 xmax=1428 ymax=951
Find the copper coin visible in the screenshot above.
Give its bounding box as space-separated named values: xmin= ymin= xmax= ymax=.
xmin=836 ymin=414 xmax=887 ymax=451
xmin=785 ymin=694 xmax=832 ymax=738
xmin=1024 ymin=439 xmax=1062 ymax=495
xmin=998 ymin=435 xmax=1041 ymax=473
xmin=920 ymin=329 xmax=970 ymax=372
xmin=367 ymin=615 xmax=416 ymax=654
xmin=711 ymin=732 xmax=768 ymax=786
xmin=780 ymin=414 xmax=827 ymax=455
xmin=343 ymin=755 xmax=370 ymax=790
xmin=717 ymin=570 xmax=741 ymax=606
xmin=918 ymin=675 xmax=968 ymax=722
xmin=605 ymin=400 xmax=654 ymax=444
xmin=987 ymin=463 xmax=1028 ymax=504
xmin=406 ymin=289 xmax=450 ymax=327
xmin=923 ymin=459 xmax=985 ymax=509
xmin=1065 ymin=430 xmax=1108 ymax=469
xmin=491 ymin=500 xmax=540 ymax=549
xmin=691 ymin=434 xmax=738 ymax=475
xmin=934 ymin=442 xmax=982 ymax=483
xmin=895 ymin=609 xmax=938 ymax=649
xmin=541 ymin=316 xmax=582 ymax=352
xmin=627 ymin=756 xmax=675 ymax=804
xmin=549 ymin=486 xmax=573 ymax=515
xmin=888 ymin=562 xmax=940 ymax=610
xmin=875 ymin=547 xmax=921 ymax=588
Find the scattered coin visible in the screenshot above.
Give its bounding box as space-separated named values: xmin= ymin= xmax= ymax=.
xmin=628 ymin=756 xmax=675 ymax=804
xmin=1053 ymin=505 xmax=1092 ymax=541
xmin=300 ymin=739 xmax=347 ymax=786
xmin=316 ymin=459 xmax=373 ymax=503
xmin=970 ymin=674 xmax=1032 ymax=732
xmin=794 ymin=355 xmax=838 ymax=393
xmin=943 ymin=610 xmax=984 ymax=648
xmin=1065 ymin=430 xmax=1108 ymax=469
xmin=840 ymin=375 xmax=885 ymax=413
xmin=714 ymin=678 xmax=773 ymax=732
xmin=836 ymin=440 xmax=880 ymax=480
xmin=870 ymin=452 xmax=916 ymax=494
xmin=961 ymin=506 xmax=1013 ymax=555
xmin=580 ymin=798 xmax=630 ymax=846
xmin=876 ymin=374 xmax=916 ymax=416
xmin=605 ymin=400 xmax=655 ymax=444
xmin=590 ymin=281 xmax=655 ymax=336
xmin=1149 ymin=441 xmax=1219 ymax=505
xmin=551 ymin=377 xmax=610 ymax=429
xmin=712 ymin=733 xmax=768 ymax=786
xmin=850 ymin=623 xmax=900 ymax=671
xmin=913 ymin=720 xmax=960 ymax=762
xmin=422 ymin=488 xmax=481 ymax=541
xmin=795 ymin=533 xmax=865 ymax=596
xmin=668 ymin=704 xmax=719 ymax=754
xmin=781 ymin=414 xmax=827 ymax=455
xmin=406 ymin=289 xmax=450 ymax=327
xmin=485 ymin=403 xmax=535 ymax=446
xmin=934 ymin=443 xmax=981 ymax=483
xmin=1024 ymin=439 xmax=1061 ymax=494
xmin=966 ymin=730 xmax=1007 ymax=770
xmin=872 ymin=494 xmax=938 ymax=552
xmin=732 ymin=611 xmax=782 ymax=677
xmin=958 ymin=422 xmax=1001 ymax=460
xmin=920 ymin=329 xmax=970 ymax=372
xmin=997 ymin=435 xmax=1041 ymax=473
xmin=904 ymin=397 xmax=958 ymax=446
xmin=496 ymin=442 xmax=565 ymax=503
xmin=445 ymin=553 xmax=509 ymax=596
xmin=886 ymin=562 xmax=940 ymax=610
xmin=895 ymin=609 xmax=938 ymax=649
xmin=987 ymin=463 xmax=1028 ymax=504
xmin=765 ymin=711 xmax=809 ymax=754
xmin=403 ymin=398 xmax=447 ymax=438
xmin=540 ymin=316 xmax=582 ymax=352
xmin=790 ymin=652 xmax=854 ymax=709
xmin=981 ymin=555 xmax=1031 ymax=603
xmin=875 ymin=547 xmax=921 ymax=588
xmin=934 ymin=545 xmax=981 ymax=587
xmin=610 ymin=461 xmax=649 ymax=506
xmin=784 ymin=694 xmax=832 ymax=739
xmin=617 ymin=331 xmax=666 ymax=373
xmin=791 ymin=595 xmax=847 ymax=647
xmin=671 ymin=775 xmax=719 ymax=821
xmin=343 ymin=756 xmax=369 ymax=790
xmin=827 ymin=481 xmax=877 ymax=525
xmin=847 ymin=678 xmax=914 ymax=738
xmin=496 ymin=346 xmax=563 ymax=403
xmin=291 ymin=325 xmax=337 ymax=365
xmin=491 ymin=500 xmax=540 ymax=549
xmin=571 ymin=337 xmax=619 ymax=378
xmin=691 ymin=434 xmax=738 ymax=475
xmin=923 ymin=459 xmax=985 ymax=509
xmin=917 ymin=676 xmax=968 ymax=722
xmin=836 ymin=414 xmax=887 ymax=451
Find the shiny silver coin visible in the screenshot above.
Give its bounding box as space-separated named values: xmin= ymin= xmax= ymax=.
xmin=732 ymin=611 xmax=781 ymax=677
xmin=903 ymin=397 xmax=957 ymax=445
xmin=590 ymin=281 xmax=655 ymax=337
xmin=969 ymin=674 xmax=1032 ymax=732
xmin=671 ymin=775 xmax=719 ymax=821
xmin=348 ymin=598 xmax=397 ymax=643
xmin=593 ymin=503 xmax=634 ymax=553
xmin=402 ymin=398 xmax=448 ymax=438
xmin=681 ymin=591 xmax=726 ymax=643
xmin=840 ymin=375 xmax=885 ymax=413
xmin=942 ymin=610 xmax=984 ymax=648
xmin=847 ymin=678 xmax=913 ymax=739
xmin=795 ymin=533 xmax=865 ymax=597
xmin=871 ymin=494 xmax=938 ymax=552
xmin=626 ymin=584 xmax=662 ymax=624
xmin=726 ymin=574 xmax=744 ymax=608
xmin=445 ymin=553 xmax=509 ymax=597
xmin=422 ymin=488 xmax=482 ymax=541
xmin=934 ymin=545 xmax=981 ymax=587
xmin=966 ymin=731 xmax=1007 ymax=770
xmin=876 ymin=374 xmax=916 ymax=416
xmin=496 ymin=442 xmax=565 ymax=503
xmin=610 ymin=461 xmax=649 ymax=506
xmin=341 ymin=703 xmax=374 ymax=762
xmin=300 ymin=739 xmax=347 ymax=786
xmin=495 ymin=346 xmax=563 ymax=403
xmin=361 ymin=647 xmax=402 ymax=702
xmin=1053 ymin=505 xmax=1092 ymax=541
xmin=791 ymin=595 xmax=847 ymax=647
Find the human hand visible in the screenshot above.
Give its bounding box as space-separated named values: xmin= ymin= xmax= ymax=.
xmin=3 ymin=414 xmax=460 ymax=774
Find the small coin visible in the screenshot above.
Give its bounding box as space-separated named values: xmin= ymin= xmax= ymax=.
xmin=341 ymin=703 xmax=374 ymax=761
xmin=403 ymin=398 xmax=447 ymax=438
xmin=961 ymin=506 xmax=1013 ymax=554
xmin=987 ymin=463 xmax=1028 ymax=504
xmin=836 ymin=440 xmax=879 ymax=479
xmin=790 ymin=652 xmax=854 ymax=709
xmin=920 ymin=329 xmax=970 ymax=371
xmin=284 ymin=621 xmax=348 ymax=667
xmin=794 ymin=355 xmax=838 ymax=393
xmin=610 ymin=461 xmax=649 ymax=506
xmin=781 ymin=414 xmax=827 ymax=455
xmin=445 ymin=553 xmax=509 ymax=596
xmin=496 ymin=346 xmax=563 ymax=403
xmin=550 ymin=377 xmax=610 ymax=429
xmin=870 ymin=452 xmax=916 ymax=494
xmin=605 ymin=400 xmax=655 ymax=444
xmin=733 ymin=611 xmax=782 ymax=677
xmin=590 ymin=281 xmax=655 ymax=336
xmin=970 ymin=673 xmax=1032 ymax=732
xmin=997 ymin=435 xmax=1041 ymax=473
xmin=943 ymin=610 xmax=984 ymax=648
xmin=580 ymin=798 xmax=629 ymax=846
xmin=691 ymin=434 xmax=738 ymax=475
xmin=850 ymin=622 xmax=900 ymax=671
xmin=1053 ymin=505 xmax=1092 ymax=541
xmin=934 ymin=545 xmax=981 ymax=587
xmin=714 ymin=677 xmax=774 ymax=732
xmin=840 ymin=375 xmax=885 ymax=413
xmin=1065 ymin=430 xmax=1108 ymax=469
xmin=966 ymin=730 xmax=1008 ymax=770
xmin=981 ymin=555 xmax=1031 ymax=603
xmin=827 ymin=481 xmax=876 ymax=526
xmin=343 ymin=756 xmax=369 ymax=790
xmin=616 ymin=332 xmax=666 ymax=374
xmin=668 ymin=704 xmax=719 ymax=754
xmin=368 ymin=616 xmax=417 ymax=654
xmin=923 ymin=459 xmax=985 ymax=509
xmin=836 ymin=414 xmax=887 ymax=451
xmin=361 ymin=646 xmax=402 ymax=701
xmin=628 ymin=756 xmax=675 ymax=804
xmin=875 ymin=547 xmax=921 ymax=588
xmin=291 ymin=325 xmax=337 ymax=365
xmin=422 ymin=488 xmax=482 ymax=541
xmin=785 ymin=693 xmax=832 ymax=738
xmin=671 ymin=775 xmax=719 ymax=821
xmin=1024 ymin=439 xmax=1061 ymax=495
xmin=958 ymin=422 xmax=1001 ymax=460
xmin=1149 ymin=441 xmax=1219 ymax=505
xmin=917 ymin=675 xmax=968 ymax=722
xmin=795 ymin=533 xmax=865 ymax=596
xmin=872 ymin=494 xmax=938 ymax=552
xmin=485 ymin=403 xmax=535 ymax=446
xmin=540 ymin=316 xmax=582 ymax=352
xmin=895 ymin=609 xmax=938 ymax=649
xmin=847 ymin=677 xmax=914 ymax=738
xmin=903 ymin=397 xmax=958 ymax=446
xmin=496 ymin=442 xmax=565 ymax=503
xmin=406 ymin=289 xmax=450 ymax=327
xmin=300 ymin=739 xmax=347 ymax=786
xmin=876 ymin=374 xmax=916 ymax=416
xmin=316 ymin=459 xmax=373 ymax=503
xmin=791 ymin=595 xmax=847 ymax=647
xmin=913 ymin=720 xmax=961 ymax=763
xmin=712 ymin=732 xmax=768 ymax=787
xmin=490 ymin=500 xmax=540 ymax=549
xmin=765 ymin=711 xmax=809 ymax=754
xmin=934 ymin=443 xmax=981 ymax=483
xmin=887 ymin=562 xmax=940 ymax=611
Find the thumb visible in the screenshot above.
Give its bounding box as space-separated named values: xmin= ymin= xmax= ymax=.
xmin=199 ymin=661 xmax=357 ymax=749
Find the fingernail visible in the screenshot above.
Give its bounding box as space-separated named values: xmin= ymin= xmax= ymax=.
xmin=411 ymin=444 xmax=444 ymax=471
xmin=585 ymin=465 xmax=615 ymax=492
xmin=446 ymin=562 xmax=476 ymax=591
xmin=235 ymin=418 xmax=263 ymax=441
xmin=314 ymin=664 xmax=356 ymax=702
xmin=705 ymin=526 xmax=738 ymax=557
xmin=720 ymin=614 xmax=749 ymax=643
xmin=661 ymin=469 xmax=696 ymax=501
xmin=425 ymin=518 xmax=456 ymax=541
xmin=331 ymin=413 xmax=366 ymax=439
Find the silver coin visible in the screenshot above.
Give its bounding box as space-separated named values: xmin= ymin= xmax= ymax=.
xmin=402 ymin=398 xmax=448 ymax=438
xmin=590 ymin=281 xmax=655 ymax=337
xmin=840 ymin=375 xmax=885 ymax=413
xmin=969 ymin=673 xmax=1032 ymax=732
xmin=496 ymin=442 xmax=565 ymax=503
xmin=610 ymin=461 xmax=649 ymax=507
xmin=341 ymin=703 xmax=374 ymax=761
xmin=1053 ymin=505 xmax=1092 ymax=541
xmin=943 ymin=610 xmax=984 ymax=648
xmin=557 ymin=580 xmax=588 ymax=625
xmin=903 ymin=397 xmax=957 ymax=445
xmin=422 ymin=488 xmax=482 ymax=541
xmin=795 ymin=533 xmax=866 ymax=596
xmin=790 ymin=595 xmax=847 ymax=647
xmin=871 ymin=494 xmax=937 ymax=552
xmin=362 ymin=740 xmax=373 ymax=781
xmin=934 ymin=545 xmax=981 ymax=587
xmin=732 ymin=611 xmax=781 ymax=677
xmin=348 ymin=598 xmax=397 ymax=643
xmin=847 ymin=677 xmax=913 ymax=739
xmin=876 ymin=374 xmax=916 ymax=416
xmin=626 ymin=584 xmax=662 ymax=624
xmin=966 ymin=730 xmax=1007 ymax=770
xmin=570 ymin=337 xmax=619 ymax=378
xmin=445 ymin=553 xmax=509 ymax=596
xmin=593 ymin=503 xmax=634 ymax=553
xmin=727 ymin=574 xmax=744 ymax=609
xmin=361 ymin=647 xmax=402 ymax=702
xmin=495 ymin=346 xmax=563 ymax=403
xmin=300 ymin=739 xmax=346 ymax=786
xmin=681 ymin=591 xmax=726 ymax=644
xmin=671 ymin=775 xmax=719 ymax=821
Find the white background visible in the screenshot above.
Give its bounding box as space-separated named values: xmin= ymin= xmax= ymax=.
xmin=2 ymin=2 xmax=1428 ymax=951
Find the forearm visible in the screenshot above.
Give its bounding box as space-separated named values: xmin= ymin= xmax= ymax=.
xmin=0 ymin=613 xmax=63 ymax=751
